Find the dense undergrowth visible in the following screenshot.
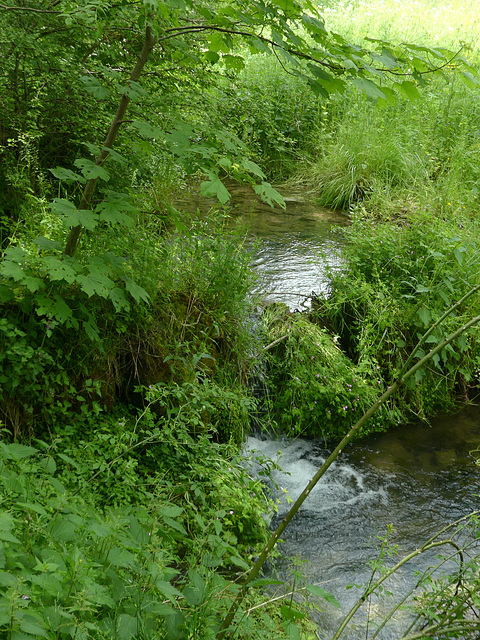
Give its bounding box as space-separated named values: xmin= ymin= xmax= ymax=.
xmin=2 ymin=0 xmax=480 ymax=638
xmin=214 ymin=0 xmax=480 ymax=441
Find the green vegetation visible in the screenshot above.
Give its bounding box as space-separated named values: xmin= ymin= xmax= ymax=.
xmin=1 ymin=0 xmax=480 ymax=638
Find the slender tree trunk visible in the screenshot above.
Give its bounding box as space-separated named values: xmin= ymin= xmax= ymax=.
xmin=63 ymin=25 xmax=156 ymax=257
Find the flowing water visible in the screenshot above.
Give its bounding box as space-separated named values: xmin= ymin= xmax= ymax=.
xmin=175 ymin=182 xmax=349 ymax=309
xmin=246 ymin=413 xmax=480 ymax=638
xmin=180 ymin=184 xmax=480 ymax=637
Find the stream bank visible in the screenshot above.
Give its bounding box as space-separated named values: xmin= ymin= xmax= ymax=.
xmin=189 ymin=183 xmax=480 ymax=638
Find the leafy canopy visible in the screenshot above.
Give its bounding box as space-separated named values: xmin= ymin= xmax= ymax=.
xmin=0 ymin=0 xmax=477 ymax=330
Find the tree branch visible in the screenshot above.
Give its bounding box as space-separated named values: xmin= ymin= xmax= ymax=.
xmin=0 ymin=3 xmax=61 ymax=13
xmin=63 ymin=24 xmax=156 ymax=257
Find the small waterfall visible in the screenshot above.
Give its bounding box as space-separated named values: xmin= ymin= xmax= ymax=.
xmin=244 ymin=415 xmax=480 ymax=640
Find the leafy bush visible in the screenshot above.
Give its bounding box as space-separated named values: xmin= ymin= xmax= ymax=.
xmin=212 ymin=56 xmax=321 ymax=181
xmin=317 ymin=211 xmax=480 ymax=424
xmin=0 ymin=441 xmax=181 ymax=640
xmin=0 ymin=439 xmax=277 ymax=640
xmin=262 ymin=309 xmax=392 ymax=440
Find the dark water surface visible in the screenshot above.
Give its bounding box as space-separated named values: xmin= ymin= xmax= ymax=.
xmin=246 ymin=407 xmax=480 ymax=638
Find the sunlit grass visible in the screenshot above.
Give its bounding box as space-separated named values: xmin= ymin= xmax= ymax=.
xmin=321 ymin=0 xmax=480 ymax=57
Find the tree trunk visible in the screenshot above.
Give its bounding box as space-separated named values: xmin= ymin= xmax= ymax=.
xmin=63 ymin=25 xmax=156 ymax=257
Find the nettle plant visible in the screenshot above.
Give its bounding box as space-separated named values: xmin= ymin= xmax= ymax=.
xmin=0 ymin=440 xmax=265 ymax=640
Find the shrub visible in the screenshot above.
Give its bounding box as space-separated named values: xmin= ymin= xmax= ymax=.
xmin=317 ymin=211 xmax=480 ymax=424
xmin=262 ymin=308 xmax=392 ymax=440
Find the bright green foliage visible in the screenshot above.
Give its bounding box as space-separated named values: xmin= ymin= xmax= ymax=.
xmin=261 ymin=209 xmax=480 ymax=441
xmin=262 ymin=309 xmax=391 ymax=439
xmin=0 ymin=213 xmax=258 ymax=440
xmin=212 ymin=57 xmax=321 ymax=181
xmin=1 ymin=1 xmax=480 ymax=638
xmin=0 ymin=442 xmax=181 ymax=640
xmin=0 ymin=307 xmax=111 ymax=439
xmin=0 ymin=440 xmax=273 ymax=640
xmin=289 ymin=79 xmax=480 ymax=214
xmin=317 ymin=211 xmax=480 ymax=424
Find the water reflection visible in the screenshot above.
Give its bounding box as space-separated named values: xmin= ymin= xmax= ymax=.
xmin=175 ymin=183 xmax=349 ymax=310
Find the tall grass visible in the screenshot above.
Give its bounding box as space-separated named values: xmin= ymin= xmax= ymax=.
xmin=289 ymin=0 xmax=480 ymax=216
xmin=212 ymin=1 xmax=480 ymax=219
xmin=294 ymin=79 xmax=480 ymax=215
xmin=321 ymin=0 xmax=480 ymax=55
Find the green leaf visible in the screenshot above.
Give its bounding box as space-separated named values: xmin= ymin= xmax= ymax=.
xmin=376 ymin=86 xmax=397 ymax=106
xmin=301 ymin=13 xmax=326 ymax=38
xmin=20 ymin=618 xmax=48 ymax=637
xmin=457 ymin=334 xmax=468 ymax=352
xmin=461 ymin=70 xmax=479 ymax=89
xmin=42 ymin=256 xmax=78 ymax=284
xmin=159 ymin=505 xmax=183 ymax=518
xmin=396 ymin=80 xmax=421 ymax=101
xmin=96 ymin=201 xmax=135 ymax=228
xmin=162 ymin=516 xmax=187 ymax=536
xmin=49 ymin=167 xmax=85 ymax=183
xmin=108 ymin=287 xmax=130 ymax=312
xmin=307 ymin=64 xmax=344 ymax=94
xmin=2 ymin=245 xmax=26 ymax=263
xmin=124 ymin=277 xmax=150 ymax=304
xmin=0 ymin=531 xmax=21 ymax=543
xmin=155 ymin=580 xmax=183 ymax=602
xmin=48 ymin=477 xmax=66 ymax=495
xmin=228 ymin=555 xmax=250 ymax=570
xmin=117 ymin=614 xmax=138 ymax=640
xmin=49 ymin=517 xmax=76 ymax=542
xmin=454 ymin=247 xmax=464 ymax=265
xmin=183 ymin=570 xmax=206 ymax=606
xmin=305 ymin=584 xmax=342 ymax=608
xmin=415 ymin=284 xmax=430 ymax=293
xmin=34 ymin=293 xmax=75 ymax=325
xmin=0 ymin=572 xmax=17 ymax=587
xmin=81 ymin=75 xmax=111 ymax=99
xmin=352 ymin=77 xmax=386 ymax=101
xmin=50 ymin=199 xmax=98 ymax=231
xmin=32 ymin=237 xmax=62 ymax=252
xmin=74 ymin=158 xmax=110 ymax=182
xmin=280 ymin=604 xmax=306 ymax=620
xmin=241 ymin=158 xmax=266 ymax=179
xmin=200 ymin=177 xmax=231 ymax=204
xmin=223 ymin=54 xmax=245 ymax=72
xmin=38 ymin=457 xmax=56 ymax=475
xmin=106 ymin=547 xmax=136 ymax=568
xmin=251 ymin=578 xmax=284 ymax=587
xmin=115 ymin=80 xmax=147 ymax=100
xmin=16 ymin=502 xmax=48 ymax=517
xmin=370 ymin=48 xmax=397 ymax=70
xmin=0 ymin=284 xmax=14 ymax=302
xmin=253 ymin=182 xmax=285 ymax=208
xmin=131 ymin=119 xmax=164 ymax=139
xmin=0 ymin=443 xmax=38 ymax=460
xmin=76 ymin=273 xmax=115 ymax=298
xmin=205 ymin=51 xmax=220 ymax=63
xmin=418 ymin=307 xmax=431 ymax=327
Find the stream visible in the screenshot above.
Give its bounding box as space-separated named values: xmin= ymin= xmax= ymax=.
xmin=180 ymin=185 xmax=480 ymax=638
